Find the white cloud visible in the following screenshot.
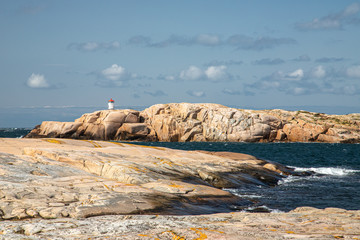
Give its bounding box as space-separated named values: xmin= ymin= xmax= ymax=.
xmin=346 ymin=65 xmax=360 ymax=78
xmin=205 ymin=65 xmax=227 ymax=81
xmin=252 ymin=58 xmax=285 ymax=65
xmin=343 ymin=3 xmax=360 ymax=17
xmin=287 ymin=69 xmax=304 ymax=81
xmin=312 ymin=65 xmax=326 ymax=78
xmin=68 ymin=41 xmax=120 ymax=52
xmin=271 ymin=69 xmax=304 ymax=81
xmin=222 ymin=89 xmax=242 ymax=95
xmin=195 ymin=34 xmax=221 ymax=46
xmin=296 ymin=3 xmax=360 ymax=31
xmin=180 ymin=66 xmax=204 ymax=80
xmin=187 ymin=90 xmax=205 ymax=97
xmin=96 ymin=64 xmax=138 ymax=88
xmin=26 ymin=73 xmax=50 ymax=88
xmin=292 ymin=55 xmax=311 ymax=62
xmin=101 ymin=64 xmax=127 ymax=80
xmin=179 ymin=65 xmax=231 ymax=82
xmin=342 ymin=85 xmax=357 ymax=95
xmin=227 ymin=35 xmax=296 ymax=51
xmin=144 ymin=90 xmax=167 ymax=97
xmin=292 ymin=87 xmax=306 ymax=95
xmin=129 ymin=34 xmax=296 ymax=51
xmin=82 ymin=42 xmax=99 ymax=51
xmin=164 ymin=75 xmax=175 ymax=81
xmin=246 ymin=65 xmax=360 ymax=96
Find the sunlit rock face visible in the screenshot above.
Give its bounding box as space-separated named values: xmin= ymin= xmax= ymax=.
xmin=26 ymin=103 xmax=360 ymax=143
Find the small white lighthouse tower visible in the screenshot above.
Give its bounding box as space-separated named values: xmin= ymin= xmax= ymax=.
xmin=108 ymin=98 xmax=115 ymax=110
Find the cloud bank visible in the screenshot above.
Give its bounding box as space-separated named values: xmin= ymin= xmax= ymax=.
xmin=245 ymin=65 xmax=360 ymax=96
xmin=129 ymin=34 xmax=296 ymax=51
xmin=296 ymin=3 xmax=360 ymax=31
xmin=68 ymin=41 xmax=120 ymax=52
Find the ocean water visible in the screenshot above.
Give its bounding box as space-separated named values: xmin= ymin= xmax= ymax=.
xmin=126 ymin=142 xmax=360 ymax=212
xmin=0 ymin=128 xmax=31 ymax=138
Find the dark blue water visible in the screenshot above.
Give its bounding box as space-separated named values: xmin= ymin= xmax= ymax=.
xmin=127 ymin=142 xmax=360 ymax=212
xmin=0 ymin=128 xmax=31 ymax=138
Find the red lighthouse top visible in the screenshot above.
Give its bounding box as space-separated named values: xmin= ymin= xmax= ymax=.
xmin=108 ymin=98 xmax=114 ymax=102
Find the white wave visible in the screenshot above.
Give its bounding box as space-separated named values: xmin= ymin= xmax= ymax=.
xmin=223 ymin=188 xmax=262 ymax=199
xmin=293 ymin=166 xmax=360 ymax=176
xmin=241 ymin=205 xmax=284 ymax=213
xmin=278 ymin=175 xmax=302 ymax=185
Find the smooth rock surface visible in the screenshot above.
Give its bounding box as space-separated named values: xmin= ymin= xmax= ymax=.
xmin=0 ymin=207 xmax=359 ymax=239
xmin=1 ymin=138 xmax=359 ymax=239
xmin=26 ymin=103 xmax=360 ymax=143
xmin=0 ymin=138 xmax=294 ymax=221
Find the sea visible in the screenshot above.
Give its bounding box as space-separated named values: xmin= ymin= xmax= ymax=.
xmin=1 ymin=129 xmax=359 ymax=213
xmin=127 ymin=141 xmax=360 ymax=213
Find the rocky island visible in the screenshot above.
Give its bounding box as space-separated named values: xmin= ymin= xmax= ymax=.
xmin=26 ymin=103 xmax=360 ymax=143
xmin=0 ymin=138 xmax=359 ymax=239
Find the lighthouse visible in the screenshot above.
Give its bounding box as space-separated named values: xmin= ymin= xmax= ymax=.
xmin=108 ymin=98 xmax=115 ymax=110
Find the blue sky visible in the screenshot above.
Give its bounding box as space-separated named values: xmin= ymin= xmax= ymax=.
xmin=1 ymin=0 xmax=360 ymax=127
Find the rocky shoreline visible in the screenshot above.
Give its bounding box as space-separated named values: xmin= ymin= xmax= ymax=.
xmin=25 ymin=103 xmax=360 ymax=143
xmin=0 ymin=138 xmax=359 ymax=239
xmin=2 ymin=207 xmax=360 ymax=240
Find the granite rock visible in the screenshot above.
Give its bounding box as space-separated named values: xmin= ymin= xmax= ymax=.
xmin=26 ymin=103 xmax=360 ymax=143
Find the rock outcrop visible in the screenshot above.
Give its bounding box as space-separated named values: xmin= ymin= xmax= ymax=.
xmin=1 ymin=138 xmax=359 ymax=239
xmin=26 ymin=103 xmax=360 ymax=143
xmin=0 ymin=138 xmax=296 ymax=221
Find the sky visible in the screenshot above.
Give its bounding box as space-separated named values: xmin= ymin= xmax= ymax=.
xmin=1 ymin=0 xmax=360 ymax=127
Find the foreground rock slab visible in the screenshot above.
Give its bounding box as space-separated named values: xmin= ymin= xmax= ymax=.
xmin=1 ymin=207 xmax=359 ymax=239
xmin=1 ymin=138 xmax=359 ymax=239
xmin=0 ymin=138 xmax=294 ymax=220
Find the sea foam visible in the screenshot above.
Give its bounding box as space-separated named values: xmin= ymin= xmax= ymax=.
xmin=294 ymin=166 xmax=360 ymax=176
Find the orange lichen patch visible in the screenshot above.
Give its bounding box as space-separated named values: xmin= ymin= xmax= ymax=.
xmin=125 ymin=164 xmax=149 ymax=173
xmin=122 ymin=143 xmax=164 ymax=150
xmin=138 ymin=234 xmax=150 ymax=237
xmin=334 ymin=236 xmax=344 ymax=239
xmin=110 ymin=142 xmax=125 ymax=147
xmin=301 ymin=220 xmax=315 ymax=224
xmin=286 ymin=231 xmax=295 ymax=234
xmin=85 ymin=140 xmax=102 ymax=148
xmin=154 ymin=157 xmax=178 ymax=167
xmin=280 ymin=220 xmax=295 ymax=226
xmin=325 ymin=226 xmax=345 ymax=231
xmin=190 ymin=228 xmax=208 ymax=240
xmin=169 ymin=182 xmax=185 ymax=189
xmin=43 ymin=139 xmax=63 ymax=144
xmin=160 ymin=230 xmax=186 ymax=240
xmin=269 ymin=229 xmax=277 ymax=232
xmin=101 ymin=183 xmax=111 ymax=191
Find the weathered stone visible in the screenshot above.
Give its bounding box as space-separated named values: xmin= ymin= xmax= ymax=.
xmin=0 ymin=138 xmax=299 ymax=221
xmin=1 ymin=207 xmax=359 ymax=239
xmin=25 ymin=103 xmax=360 ymax=143
xmin=115 ymin=123 xmax=151 ymax=140
xmin=0 ymin=138 xmax=359 ymax=239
